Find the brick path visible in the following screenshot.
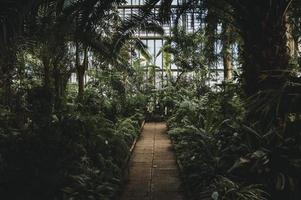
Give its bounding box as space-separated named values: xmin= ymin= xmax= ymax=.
xmin=121 ymin=122 xmax=184 ymax=200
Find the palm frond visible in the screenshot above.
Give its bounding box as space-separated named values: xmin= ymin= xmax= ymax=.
xmin=133 ymin=39 xmax=152 ymax=61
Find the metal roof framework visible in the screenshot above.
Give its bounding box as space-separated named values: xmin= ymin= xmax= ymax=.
xmin=118 ymin=0 xmax=220 ymax=88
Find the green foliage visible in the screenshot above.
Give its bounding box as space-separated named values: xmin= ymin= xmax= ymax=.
xmin=1 ymin=1 xmax=301 ymax=200
xmin=0 ymin=87 xmax=143 ymax=200
xmin=212 ymin=176 xmax=268 ymax=200
xmin=167 ymin=80 xmax=301 ymax=200
xmin=163 ymin=28 xmax=206 ymax=71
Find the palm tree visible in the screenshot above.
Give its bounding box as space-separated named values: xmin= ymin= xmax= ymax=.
xmin=156 ymin=0 xmax=299 ymax=93
xmin=225 ymin=0 xmax=294 ymax=95
xmin=221 ymin=23 xmax=234 ymax=81
xmin=0 ymin=0 xmax=163 ymax=105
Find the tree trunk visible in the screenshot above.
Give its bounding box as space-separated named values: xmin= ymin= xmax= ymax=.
xmin=204 ymin=8 xmax=218 ymax=65
xmin=222 ymin=23 xmax=232 ymax=81
xmin=0 ymin=49 xmax=15 ymax=107
xmin=76 ymin=41 xmax=82 ymax=101
xmin=238 ymin=1 xmax=290 ymax=96
xmin=76 ymin=42 xmax=87 ymax=101
xmin=53 ymin=63 xmax=62 ymax=110
xmin=286 ymin=18 xmax=299 ymax=59
xmin=42 ymin=56 xmax=51 ymax=89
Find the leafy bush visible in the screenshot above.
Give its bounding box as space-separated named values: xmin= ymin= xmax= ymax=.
xmin=166 ymin=81 xmax=301 ymax=200
xmin=0 ymin=87 xmax=142 ymax=200
xmin=211 ymin=176 xmax=268 ymax=200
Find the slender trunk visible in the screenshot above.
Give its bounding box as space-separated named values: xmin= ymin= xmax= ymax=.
xmin=76 ymin=41 xmax=82 ymax=101
xmin=53 ymin=63 xmax=62 ymax=110
xmin=43 ymin=56 xmax=51 ymax=89
xmin=4 ymin=78 xmax=12 ymax=107
xmin=0 ymin=49 xmax=15 ymax=107
xmin=15 ymin=53 xmax=26 ymax=128
xmin=61 ymin=74 xmax=69 ymax=97
xmin=286 ymin=18 xmax=299 ymax=59
xmin=223 ymin=53 xmax=232 ymax=81
xmin=76 ymin=43 xmax=87 ymax=101
xmin=204 ymin=8 xmax=217 ymax=65
xmin=222 ymin=24 xmax=232 ymax=81
xmin=2 ymin=60 xmax=12 ymax=107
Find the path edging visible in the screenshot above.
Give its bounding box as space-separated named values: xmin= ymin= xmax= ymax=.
xmin=115 ymin=120 xmax=146 ymax=199
xmin=167 ymin=123 xmax=191 ymax=200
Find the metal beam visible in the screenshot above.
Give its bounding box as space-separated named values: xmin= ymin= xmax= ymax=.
xmin=118 ymin=5 xmax=185 ymax=9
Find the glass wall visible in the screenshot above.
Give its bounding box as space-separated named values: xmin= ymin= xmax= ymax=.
xmin=119 ymin=0 xmax=226 ymax=88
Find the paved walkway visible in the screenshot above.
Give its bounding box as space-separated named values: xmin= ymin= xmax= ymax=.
xmin=121 ymin=122 xmax=184 ymax=200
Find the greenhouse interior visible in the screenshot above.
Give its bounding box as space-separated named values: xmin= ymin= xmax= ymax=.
xmin=0 ymin=0 xmax=301 ymax=200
